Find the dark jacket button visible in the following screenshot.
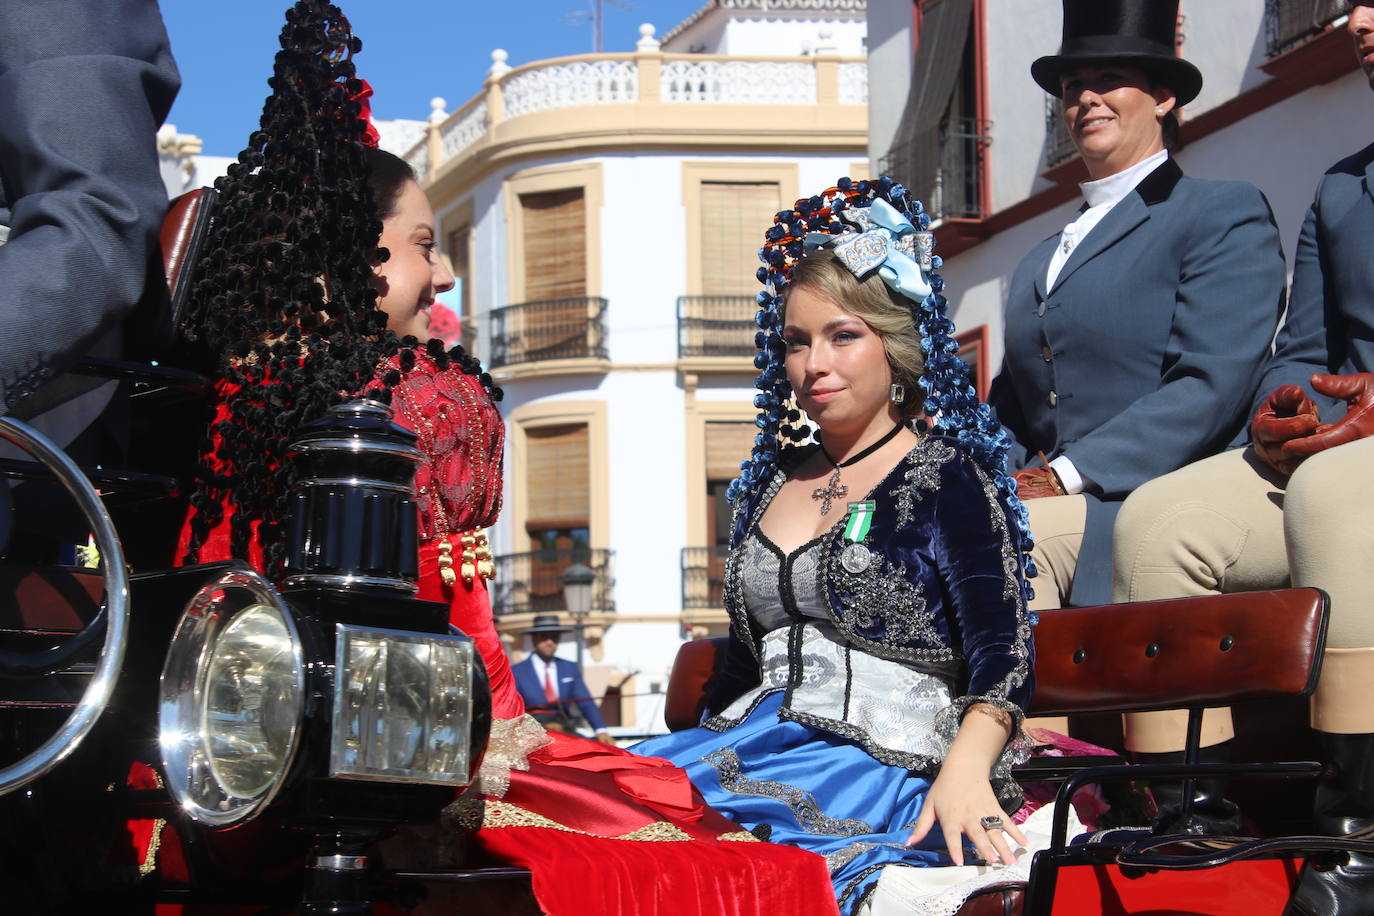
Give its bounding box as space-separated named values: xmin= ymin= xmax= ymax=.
xmin=1036 ymin=302 xmax=1047 ymax=318
xmin=1041 ymin=345 xmax=1053 ymax=362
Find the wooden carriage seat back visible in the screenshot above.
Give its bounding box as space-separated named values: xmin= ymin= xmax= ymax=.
xmin=664 ymin=588 xmax=1329 ymax=732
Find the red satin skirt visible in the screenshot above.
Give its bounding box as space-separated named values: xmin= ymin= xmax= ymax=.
xmin=418 ymin=538 xmax=839 ymax=916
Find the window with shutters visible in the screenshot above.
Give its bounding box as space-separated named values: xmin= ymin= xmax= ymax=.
xmin=679 ymin=164 xmax=796 ymax=359
xmin=699 ymin=182 xmax=780 ymax=297
xmin=441 ymin=224 xmax=473 ymax=350
xmin=521 ymin=188 xmax=586 ymax=301
xmin=879 ymin=0 xmax=990 ymax=221
xmin=523 ymin=422 xmax=591 ymax=610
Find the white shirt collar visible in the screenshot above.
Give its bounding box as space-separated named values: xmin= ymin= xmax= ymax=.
xmin=1079 ymin=148 xmax=1169 ymax=210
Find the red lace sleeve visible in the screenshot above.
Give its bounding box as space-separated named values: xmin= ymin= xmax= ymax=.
xmin=375 ymin=352 xmax=505 ymax=539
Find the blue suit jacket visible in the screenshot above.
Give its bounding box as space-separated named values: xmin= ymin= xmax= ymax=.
xmin=1250 ymin=142 xmax=1374 ymax=421
xmin=990 ymin=159 xmax=1286 ymax=604
xmin=0 ymin=0 xmax=179 ymax=412
xmin=512 ymin=654 xmax=607 ymax=732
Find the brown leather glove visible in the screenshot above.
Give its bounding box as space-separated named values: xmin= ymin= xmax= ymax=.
xmin=1250 ymin=384 xmax=1321 ymax=477
xmin=1013 ymin=466 xmax=1066 ymax=500
xmin=1281 ymin=373 xmax=1374 ymax=463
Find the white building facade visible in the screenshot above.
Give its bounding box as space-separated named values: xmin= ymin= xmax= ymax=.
xmin=866 ymin=0 xmax=1359 ymax=377
xmin=403 ymin=0 xmax=869 ymax=735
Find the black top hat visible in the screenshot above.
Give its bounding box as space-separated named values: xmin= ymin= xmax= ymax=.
xmin=523 ymin=614 xmax=572 ymax=635
xmin=1031 ymin=0 xmax=1202 ymax=106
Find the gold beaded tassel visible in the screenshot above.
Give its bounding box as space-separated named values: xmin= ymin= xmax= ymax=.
xmin=438 ymin=539 xmax=456 ymax=586
xmin=460 ymin=533 xmax=477 ymax=584
xmin=474 ymin=532 xmax=494 ymax=580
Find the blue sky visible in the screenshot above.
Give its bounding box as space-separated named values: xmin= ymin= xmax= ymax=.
xmin=160 ymin=0 xmax=708 ymax=157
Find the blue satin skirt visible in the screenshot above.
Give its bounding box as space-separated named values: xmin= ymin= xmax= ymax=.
xmin=634 ymin=691 xmax=950 ymax=914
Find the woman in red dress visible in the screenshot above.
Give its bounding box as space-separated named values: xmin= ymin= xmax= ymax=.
xmin=170 ymin=4 xmax=836 ymax=914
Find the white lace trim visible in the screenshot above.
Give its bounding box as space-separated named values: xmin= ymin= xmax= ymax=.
xmin=475 ymin=714 xmax=552 ymax=797
xmin=857 ymin=804 xmax=1085 ymax=916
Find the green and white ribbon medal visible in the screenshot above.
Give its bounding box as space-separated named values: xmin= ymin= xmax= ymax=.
xmin=840 ymin=501 xmax=875 ymax=573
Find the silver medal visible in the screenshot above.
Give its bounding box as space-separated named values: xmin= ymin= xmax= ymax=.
xmin=840 ymin=542 xmax=871 ymax=574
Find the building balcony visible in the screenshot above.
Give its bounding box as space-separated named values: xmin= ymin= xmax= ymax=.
xmin=677 ymin=295 xmax=757 ymax=360
xmin=878 ymin=117 xmax=993 ymax=223
xmin=680 ymin=546 xmax=730 ymax=640
xmin=490 ymin=547 xmax=616 ymax=660
xmin=1265 ymin=0 xmax=1347 ymax=58
xmin=1043 ymin=98 xmax=1078 ymax=171
xmin=487 ymin=297 xmax=609 ymax=369
xmin=490 ymin=547 xmax=615 ymax=617
xmin=405 ymin=29 xmax=867 ymax=198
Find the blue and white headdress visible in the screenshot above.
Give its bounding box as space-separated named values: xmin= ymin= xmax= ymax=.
xmin=729 ymin=176 xmax=1037 ymax=597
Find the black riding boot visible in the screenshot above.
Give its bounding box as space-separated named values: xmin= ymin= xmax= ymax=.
xmin=1132 ymin=743 xmax=1242 ymax=836
xmin=1286 ymin=733 xmax=1374 ymax=915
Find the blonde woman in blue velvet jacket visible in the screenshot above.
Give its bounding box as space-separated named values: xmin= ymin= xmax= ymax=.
xmin=636 ymin=180 xmax=1036 ymax=915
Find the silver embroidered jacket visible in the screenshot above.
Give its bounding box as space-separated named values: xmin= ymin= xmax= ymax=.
xmin=707 ymin=436 xmax=1035 ymax=803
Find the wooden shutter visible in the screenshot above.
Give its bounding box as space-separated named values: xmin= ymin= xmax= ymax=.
xmin=446 ymin=225 xmax=471 ymax=318
xmin=705 ymin=421 xmax=756 ymax=481
xmin=526 ymin=423 xmax=589 ymax=526
xmin=700 ymin=182 xmax=780 ymax=296
xmin=522 ymin=189 xmax=586 ymax=302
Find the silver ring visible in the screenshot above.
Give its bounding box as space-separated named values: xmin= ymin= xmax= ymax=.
xmin=979 ymin=815 xmax=1004 ymax=831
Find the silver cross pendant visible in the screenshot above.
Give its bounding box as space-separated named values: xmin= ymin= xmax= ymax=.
xmin=811 ymin=467 xmax=849 ymax=516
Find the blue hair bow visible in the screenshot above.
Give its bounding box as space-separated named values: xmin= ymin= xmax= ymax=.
xmin=803 ymin=198 xmax=934 ymax=303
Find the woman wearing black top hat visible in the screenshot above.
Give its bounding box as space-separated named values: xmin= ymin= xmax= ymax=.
xmin=988 ymin=0 xmax=1287 ymax=821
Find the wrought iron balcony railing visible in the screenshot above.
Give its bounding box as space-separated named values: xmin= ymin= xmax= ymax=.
xmin=1265 ymin=0 xmax=1347 ymax=58
xmin=681 ymin=546 xmax=729 ymax=609
xmin=487 ymin=297 xmax=609 ymax=368
xmin=677 ymin=295 xmax=757 ymax=358
xmin=879 ymin=117 xmax=993 ymax=222
xmin=490 ymin=547 xmax=615 ymax=617
xmin=1043 ymin=96 xmax=1078 ymax=169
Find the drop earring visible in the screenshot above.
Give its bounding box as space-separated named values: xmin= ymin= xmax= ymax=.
xmin=889 ymin=383 xmax=905 ymax=405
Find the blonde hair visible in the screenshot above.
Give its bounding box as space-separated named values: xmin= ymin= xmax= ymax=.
xmin=784 ymin=249 xmax=925 ymax=417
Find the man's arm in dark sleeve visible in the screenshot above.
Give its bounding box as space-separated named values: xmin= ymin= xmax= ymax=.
xmin=569 ymin=667 xmax=608 ymax=733
xmin=0 ymin=0 xmax=179 ymax=412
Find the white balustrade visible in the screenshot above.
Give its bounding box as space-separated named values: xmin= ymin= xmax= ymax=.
xmin=502 ymin=59 xmax=639 ymax=119
xmin=440 ymin=100 xmax=489 ymax=160
xmin=661 ymin=60 xmax=817 ymax=104
xmin=404 ymin=138 xmax=429 ymax=178
xmin=838 ymin=62 xmax=868 ymax=105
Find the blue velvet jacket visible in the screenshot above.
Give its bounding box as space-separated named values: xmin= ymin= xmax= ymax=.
xmin=706 ymin=436 xmax=1035 ymax=738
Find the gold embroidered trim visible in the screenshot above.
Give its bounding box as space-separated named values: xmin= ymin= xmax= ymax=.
xmin=477 ymin=799 xmax=698 ymax=842
xmin=140 ymin=819 xmax=166 ymax=876
xmin=718 ymin=831 xmax=761 ymax=842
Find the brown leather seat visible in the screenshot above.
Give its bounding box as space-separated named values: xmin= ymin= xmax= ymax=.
xmin=666 ymin=589 xmax=1328 ymax=731
xmin=662 ymin=589 xmax=1330 ymax=916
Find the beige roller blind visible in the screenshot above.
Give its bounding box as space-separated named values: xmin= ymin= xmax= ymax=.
xmin=446 ymin=225 xmax=471 ymax=318
xmin=526 ymin=423 xmax=589 ymax=525
xmin=705 ymin=421 xmax=756 ymax=481
xmin=522 ymin=189 xmax=586 ymax=302
xmin=700 ymin=181 xmax=780 ymax=296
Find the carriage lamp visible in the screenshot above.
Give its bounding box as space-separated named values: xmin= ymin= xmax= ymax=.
xmin=159 ymin=568 xmax=306 ymax=827
xmin=159 ymin=399 xmax=489 ymax=829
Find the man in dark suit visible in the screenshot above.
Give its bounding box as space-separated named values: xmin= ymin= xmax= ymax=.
xmin=512 ymin=615 xmax=613 ymax=742
xmin=0 ymin=0 xmax=178 ymax=423
xmin=1113 ymin=4 xmax=1374 ymax=909
xmin=0 ymin=0 xmax=179 ymax=549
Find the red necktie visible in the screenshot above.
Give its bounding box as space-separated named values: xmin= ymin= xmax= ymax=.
xmin=543 ymin=664 xmax=558 ymax=704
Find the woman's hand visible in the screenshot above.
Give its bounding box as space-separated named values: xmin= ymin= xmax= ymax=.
xmin=906 ymin=759 xmax=1027 ymax=866
xmin=906 ymin=703 xmax=1026 ymax=866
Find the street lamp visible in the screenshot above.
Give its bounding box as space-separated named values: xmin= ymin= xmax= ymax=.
xmin=561 ymin=562 xmax=595 ymax=669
